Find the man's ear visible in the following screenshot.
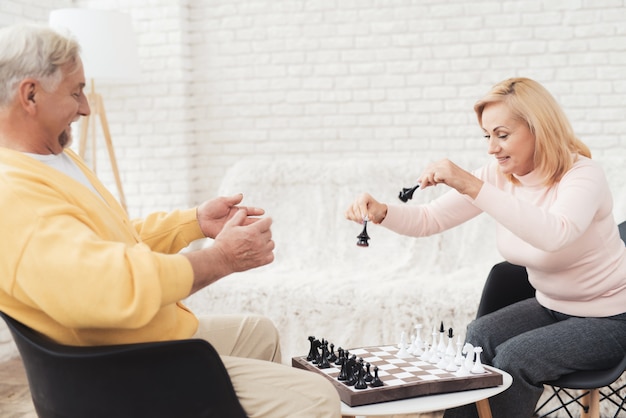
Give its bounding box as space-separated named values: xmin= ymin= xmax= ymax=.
xmin=18 ymin=79 xmax=38 ymax=113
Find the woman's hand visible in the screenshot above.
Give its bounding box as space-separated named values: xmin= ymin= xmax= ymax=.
xmin=345 ymin=193 xmax=388 ymax=224
xmin=418 ymin=159 xmax=483 ymax=198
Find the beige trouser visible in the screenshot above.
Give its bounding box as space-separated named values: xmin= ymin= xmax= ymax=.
xmin=194 ymin=314 xmax=341 ymax=418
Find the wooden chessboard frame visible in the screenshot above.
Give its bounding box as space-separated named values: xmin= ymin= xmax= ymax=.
xmin=292 ymin=345 xmax=504 ymax=407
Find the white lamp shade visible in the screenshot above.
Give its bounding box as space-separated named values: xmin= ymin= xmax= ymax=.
xmin=49 ymin=8 xmax=140 ymax=83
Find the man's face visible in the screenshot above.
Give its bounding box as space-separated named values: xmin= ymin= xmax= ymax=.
xmin=35 ymin=58 xmax=90 ymax=154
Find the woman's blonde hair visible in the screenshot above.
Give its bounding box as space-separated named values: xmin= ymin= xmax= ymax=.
xmin=473 ymin=77 xmax=591 ymax=186
xmin=0 ymin=23 xmax=81 ymax=107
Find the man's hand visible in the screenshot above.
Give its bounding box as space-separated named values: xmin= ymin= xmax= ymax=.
xmin=185 ymin=208 xmax=275 ymax=295
xmin=212 ymin=209 xmax=275 ymax=273
xmin=196 ymin=194 xmax=266 ymax=239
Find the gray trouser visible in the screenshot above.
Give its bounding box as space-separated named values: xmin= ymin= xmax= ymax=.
xmin=443 ymin=298 xmax=626 ymax=418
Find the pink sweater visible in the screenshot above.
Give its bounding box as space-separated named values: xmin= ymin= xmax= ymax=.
xmin=382 ymin=156 xmax=626 ymax=317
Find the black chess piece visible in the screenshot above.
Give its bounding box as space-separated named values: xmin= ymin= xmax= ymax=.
xmin=312 ymin=338 xmax=322 ymax=364
xmin=364 ymin=362 xmax=373 ymax=382
xmin=306 ymin=336 xmax=318 ymax=361
xmin=354 ymin=364 xmax=368 ymax=390
xmin=345 ymin=355 xmax=358 ymax=386
xmin=334 ymin=347 xmax=344 ymax=366
xmin=317 ymin=341 xmax=331 ymax=369
xmin=356 ymin=220 xmax=370 ymax=247
xmin=327 ymin=343 xmax=337 ymax=363
xmin=370 ymin=366 xmax=384 ymax=387
xmin=337 ymin=350 xmax=349 ymax=382
xmin=398 ymin=184 xmax=419 ymax=202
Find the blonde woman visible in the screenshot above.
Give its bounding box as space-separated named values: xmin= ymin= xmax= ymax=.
xmin=346 ymin=77 xmax=626 ymax=417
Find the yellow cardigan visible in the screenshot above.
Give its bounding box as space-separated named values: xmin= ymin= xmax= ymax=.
xmin=0 ymin=148 xmax=201 ymax=346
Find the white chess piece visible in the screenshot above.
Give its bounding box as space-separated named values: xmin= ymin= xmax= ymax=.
xmin=412 ymin=324 xmax=423 ymax=355
xmin=419 ymin=327 xmax=433 ymax=361
xmin=454 ymin=336 xmax=464 ymax=366
xmin=397 ymin=332 xmax=411 ymax=358
xmin=471 ymin=346 xmax=486 ymax=374
xmin=457 ymin=358 xmax=470 ymax=376
xmin=463 ymin=342 xmax=475 ymax=371
xmin=445 ymin=353 xmax=459 ymax=372
xmin=428 ymin=326 xmax=440 ymax=364
xmin=407 ymin=333 xmax=416 ymax=354
xmin=442 ymin=331 xmax=457 ymax=371
xmin=437 ymin=356 xmax=448 ymax=369
xmin=445 ymin=332 xmax=456 ymax=358
xmin=437 ymin=325 xmax=446 ymax=355
xmin=408 ymin=325 xmax=423 ymax=357
xmin=398 ymin=331 xmax=407 ymax=349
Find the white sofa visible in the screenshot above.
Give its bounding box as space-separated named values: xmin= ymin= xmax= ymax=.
xmin=184 ymin=155 xmax=626 ymax=366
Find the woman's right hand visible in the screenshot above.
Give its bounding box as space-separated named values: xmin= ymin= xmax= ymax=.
xmin=345 ymin=193 xmax=388 ymax=224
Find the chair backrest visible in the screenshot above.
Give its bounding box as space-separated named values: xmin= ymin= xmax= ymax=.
xmin=0 ymin=311 xmax=247 ymax=418
xmin=475 ymin=261 xmax=534 ymax=318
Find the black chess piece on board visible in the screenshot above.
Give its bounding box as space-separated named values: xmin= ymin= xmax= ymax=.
xmin=335 ymin=347 xmax=344 ymax=366
xmin=337 ymin=352 xmax=349 ymax=381
xmin=354 ymin=364 xmax=368 ymax=390
xmin=317 ymin=341 xmax=331 ymax=369
xmin=346 ymin=355 xmax=358 ymax=386
xmin=364 ymin=362 xmax=373 ymax=382
xmin=327 ymin=343 xmax=337 ymax=363
xmin=398 ymin=184 xmax=419 ymax=202
xmin=311 ymin=338 xmax=322 ymax=364
xmin=307 ymin=336 xmax=318 ymax=361
xmin=370 ymin=366 xmax=384 ymax=387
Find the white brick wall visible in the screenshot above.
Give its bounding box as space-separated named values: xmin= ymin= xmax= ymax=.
xmin=188 ymin=0 xmax=626 ymax=212
xmin=1 ymin=1 xmax=624 ymax=216
xmin=0 ymin=0 xmax=70 ymax=25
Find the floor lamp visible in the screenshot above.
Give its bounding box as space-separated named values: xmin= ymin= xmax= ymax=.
xmin=49 ymin=8 xmax=141 ymax=212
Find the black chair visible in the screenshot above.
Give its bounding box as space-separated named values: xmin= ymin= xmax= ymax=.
xmin=476 ymin=220 xmax=626 ymax=418
xmin=476 ymin=261 xmax=534 ymax=318
xmin=0 ymin=311 xmax=247 ymax=418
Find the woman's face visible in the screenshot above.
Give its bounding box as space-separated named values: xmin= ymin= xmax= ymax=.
xmin=480 ymin=101 xmax=536 ymax=177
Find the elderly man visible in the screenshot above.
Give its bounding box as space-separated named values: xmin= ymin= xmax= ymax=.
xmin=0 ymin=23 xmax=339 ymax=417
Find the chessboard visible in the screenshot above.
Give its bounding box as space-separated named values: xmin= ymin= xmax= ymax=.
xmin=292 ymin=344 xmax=503 ymax=407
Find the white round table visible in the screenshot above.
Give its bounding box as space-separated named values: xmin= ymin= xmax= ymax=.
xmin=341 ymin=369 xmax=512 ymax=417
